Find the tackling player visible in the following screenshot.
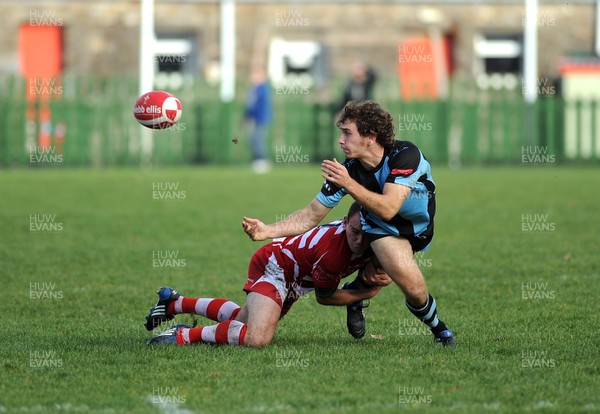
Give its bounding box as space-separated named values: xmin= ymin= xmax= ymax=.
xmin=145 ymin=203 xmax=392 ymax=346
xmin=243 ymin=100 xmax=456 ymax=346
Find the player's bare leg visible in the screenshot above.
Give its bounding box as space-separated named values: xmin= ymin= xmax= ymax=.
xmin=168 ymin=292 xmax=279 ymax=347
xmin=370 ymin=236 xmax=455 ymax=347
xmin=234 ymin=292 xmax=281 ymax=347
xmin=147 ymin=290 xmax=282 ymax=346
xmin=164 ymin=292 xmax=280 ymax=347
xmin=370 ymin=237 xmax=428 ymax=305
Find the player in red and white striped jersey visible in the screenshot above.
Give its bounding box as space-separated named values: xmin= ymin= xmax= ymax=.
xmin=145 ymin=202 xmax=392 ymax=346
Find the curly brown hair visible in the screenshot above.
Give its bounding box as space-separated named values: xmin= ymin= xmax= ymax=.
xmin=336 ymin=100 xmax=395 ymax=148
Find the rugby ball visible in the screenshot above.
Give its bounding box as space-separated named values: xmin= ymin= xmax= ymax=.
xmin=133 ymin=91 xmax=182 ymax=129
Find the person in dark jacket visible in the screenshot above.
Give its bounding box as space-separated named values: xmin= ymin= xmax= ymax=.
xmin=338 ymin=62 xmax=377 ymax=110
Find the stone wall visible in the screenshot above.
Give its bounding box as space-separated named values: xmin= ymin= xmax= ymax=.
xmin=0 ymin=2 xmax=595 ymax=79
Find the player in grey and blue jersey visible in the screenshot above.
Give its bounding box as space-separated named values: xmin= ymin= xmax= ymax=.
xmin=243 ymin=100 xmax=455 ymax=346
xmin=317 ymin=140 xmax=436 ymax=253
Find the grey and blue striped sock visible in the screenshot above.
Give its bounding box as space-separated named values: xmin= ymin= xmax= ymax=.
xmin=406 ymin=293 xmax=447 ymax=335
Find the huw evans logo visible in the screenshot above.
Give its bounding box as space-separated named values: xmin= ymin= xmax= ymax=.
xmin=275 ymin=78 xmax=310 ymax=95
xmin=29 ymin=214 xmax=63 ymax=232
xmin=275 ymin=349 xmax=310 ymax=368
xmin=399 ymin=44 xmax=433 ymax=64
xmin=521 ymin=78 xmax=556 ymax=96
xmin=521 ymin=146 xmax=555 ymax=165
xmin=29 ymin=77 xmax=63 ymax=95
xmin=29 ymin=146 xmax=63 ymax=165
xmin=521 ymin=350 xmax=556 ymax=368
xmin=152 ymin=250 xmax=187 ymax=269
xmin=275 ymin=9 xmax=310 ymax=27
xmin=275 ymin=146 xmax=310 ymax=163
xmin=398 ymin=318 xmax=429 ymax=336
xmin=398 ymin=113 xmax=432 ymax=132
xmin=398 ymin=386 xmax=432 ymax=405
xmin=29 ymin=350 xmax=63 ymax=368
xmin=150 ymin=386 xmax=186 ymax=406
xmin=30 ymin=282 xmax=64 ymax=300
xmin=521 ymin=213 xmax=555 ymax=233
xmin=522 ymin=9 xmax=556 ymax=28
xmin=521 ymin=282 xmax=555 ymax=300
xmin=152 ymin=182 xmax=187 ymax=200
xmin=29 ymin=9 xmax=63 ymax=26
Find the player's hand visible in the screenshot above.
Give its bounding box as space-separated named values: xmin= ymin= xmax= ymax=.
xmin=361 ymin=260 xmax=393 ymax=286
xmin=242 ymin=216 xmax=268 ymax=241
xmin=321 ymin=158 xmax=352 ymax=189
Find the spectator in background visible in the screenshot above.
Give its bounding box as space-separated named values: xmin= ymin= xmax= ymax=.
xmin=245 ymin=67 xmax=272 ymax=173
xmin=337 ymin=61 xmax=377 ymax=111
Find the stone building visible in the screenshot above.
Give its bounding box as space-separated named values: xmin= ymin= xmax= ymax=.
xmin=0 ymin=1 xmax=597 ymax=91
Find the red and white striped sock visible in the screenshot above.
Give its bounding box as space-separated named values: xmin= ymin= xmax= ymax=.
xmin=168 ymin=297 xmax=241 ymax=322
xmin=176 ymin=320 xmax=247 ymax=346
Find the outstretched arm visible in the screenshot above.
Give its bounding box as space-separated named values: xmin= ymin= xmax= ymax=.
xmin=242 ymin=198 xmax=331 ymax=241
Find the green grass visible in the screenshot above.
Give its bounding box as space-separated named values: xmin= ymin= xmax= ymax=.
xmin=1 ymin=165 xmax=599 ymax=413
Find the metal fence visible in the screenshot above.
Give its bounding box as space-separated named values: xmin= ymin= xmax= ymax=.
xmin=0 ymin=75 xmax=598 ymax=167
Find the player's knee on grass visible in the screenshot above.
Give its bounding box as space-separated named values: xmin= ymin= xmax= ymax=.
xmin=241 ymin=292 xmax=281 ymax=347
xmin=243 ymin=329 xmax=274 ymax=347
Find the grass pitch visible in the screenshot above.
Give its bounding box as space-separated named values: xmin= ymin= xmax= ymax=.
xmin=1 ymin=165 xmax=599 ymax=413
